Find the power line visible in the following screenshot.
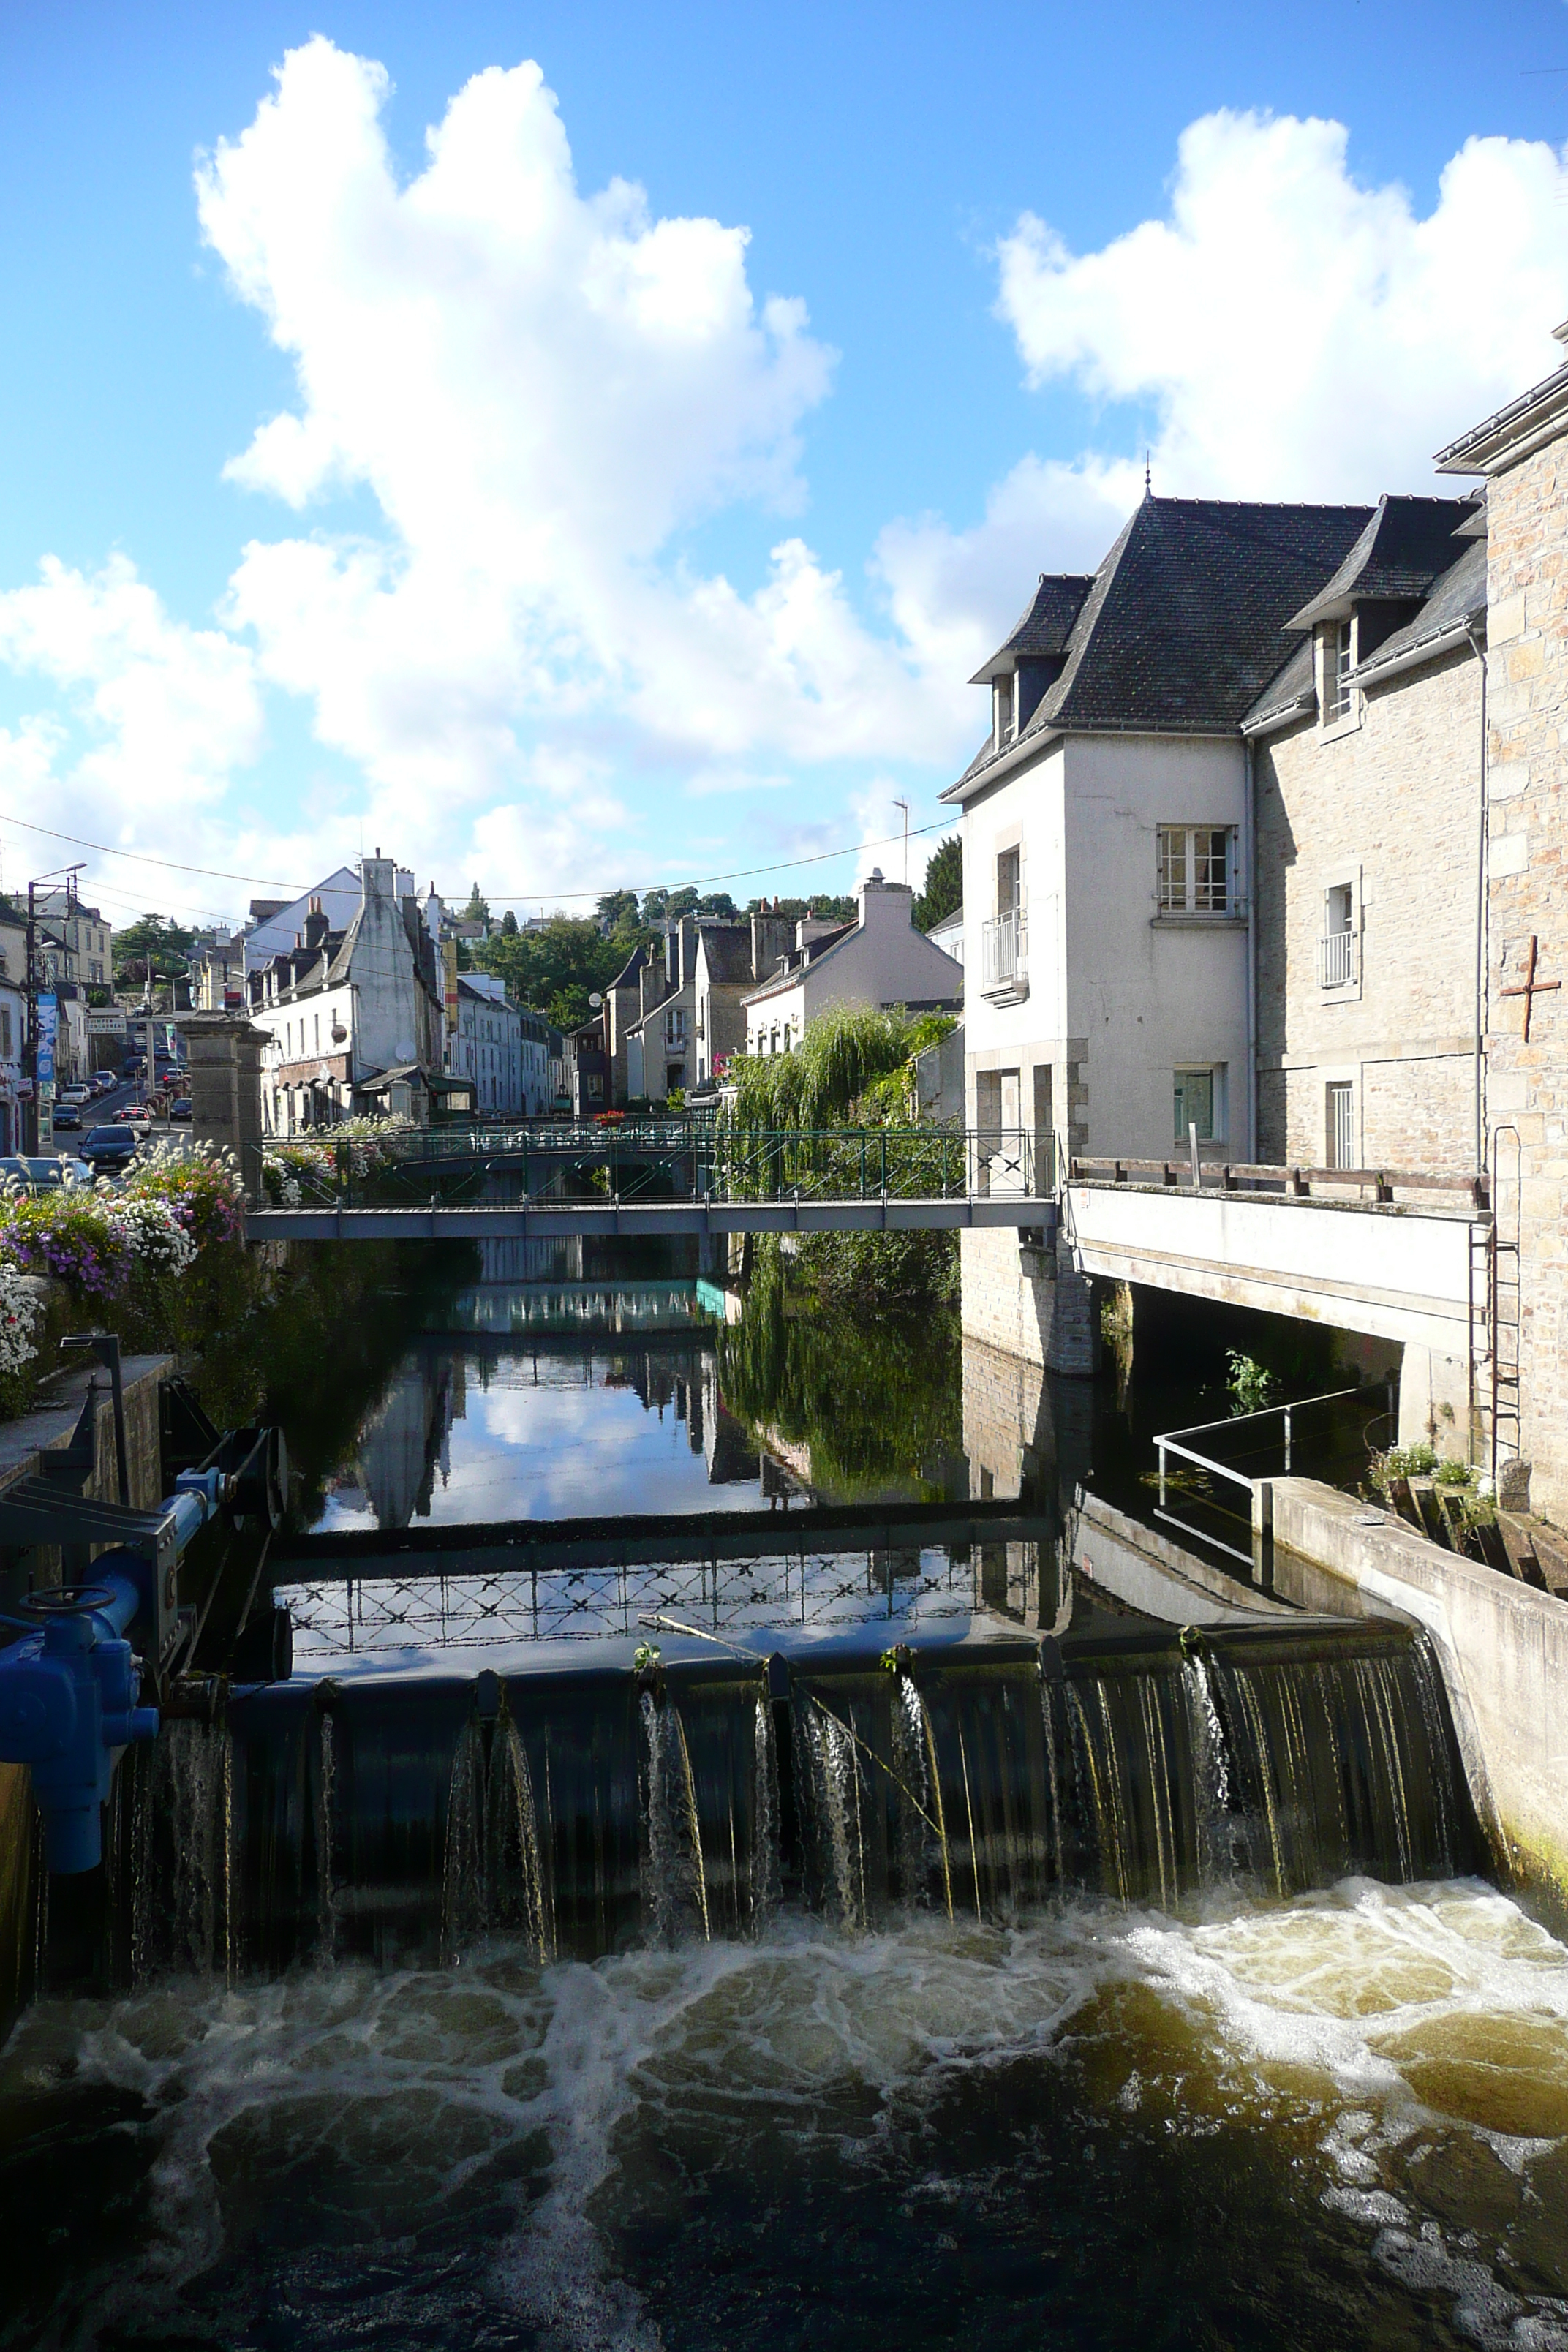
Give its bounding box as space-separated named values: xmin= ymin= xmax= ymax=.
xmin=0 ymin=806 xmax=959 ymax=909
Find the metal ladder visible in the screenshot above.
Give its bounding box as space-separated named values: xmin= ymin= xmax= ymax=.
xmin=1489 ymin=1126 xmax=1523 ymax=1481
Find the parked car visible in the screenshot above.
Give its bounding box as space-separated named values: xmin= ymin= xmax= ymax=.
xmin=91 ymin=1070 xmax=119 ymax=1093
xmin=50 ymin=1104 xmax=82 ymax=1131
xmin=80 ymin=1125 xmax=139 ymax=1172
xmin=59 ymin=1082 xmax=91 ymax=1105
xmin=0 ymin=1156 xmax=90 ymax=1191
xmin=122 ymin=1104 xmax=154 ymax=1136
xmin=168 ymin=1098 xmax=192 ymax=1123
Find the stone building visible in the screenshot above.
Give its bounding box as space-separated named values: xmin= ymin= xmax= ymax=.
xmin=1437 ymin=324 xmax=1568 ymax=1519
xmin=1246 ymin=495 xmax=1487 ymax=1173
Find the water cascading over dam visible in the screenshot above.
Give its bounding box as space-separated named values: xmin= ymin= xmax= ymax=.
xmin=117 ymin=1616 xmax=1477 ymax=1980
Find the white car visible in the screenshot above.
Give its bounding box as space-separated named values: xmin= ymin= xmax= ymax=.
xmin=122 ymin=1103 xmax=154 ymax=1136
xmin=59 ymin=1083 xmax=91 ymax=1106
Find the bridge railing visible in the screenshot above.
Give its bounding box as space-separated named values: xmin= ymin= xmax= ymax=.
xmin=1070 ymin=1156 xmax=1489 ymax=1210
xmin=262 ymin=1122 xmax=1052 ymax=1207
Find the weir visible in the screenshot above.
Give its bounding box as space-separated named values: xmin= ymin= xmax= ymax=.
xmin=116 ymin=1599 xmax=1477 ymax=1978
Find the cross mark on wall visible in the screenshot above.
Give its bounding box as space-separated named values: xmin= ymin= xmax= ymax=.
xmin=1501 ymin=934 xmax=1560 ymax=1042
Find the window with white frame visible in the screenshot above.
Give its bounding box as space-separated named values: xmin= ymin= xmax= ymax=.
xmin=1319 ymin=880 xmax=1357 ymax=988
xmin=1322 ymin=621 xmax=1354 ymax=723
xmin=665 ymin=1006 xmax=687 ymax=1047
xmin=1173 ymin=1065 xmax=1224 ymax=1145
xmin=994 ymin=674 xmax=1014 ymax=750
xmin=1158 ymin=827 xmax=1234 ymax=915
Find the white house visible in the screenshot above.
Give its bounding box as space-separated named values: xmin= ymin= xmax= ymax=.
xmin=941 ymin=502 xmax=1379 ymax=1183
xmin=742 ymin=872 xmax=962 ymax=1056
xmin=0 ymin=903 xmax=26 ymax=1152
xmin=451 ymin=974 xmax=555 ymax=1116
xmin=249 ymin=853 xmax=446 ymax=1133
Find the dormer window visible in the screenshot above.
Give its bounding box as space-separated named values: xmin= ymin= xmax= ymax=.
xmin=993 ymin=674 xmax=1015 ymax=750
xmin=1322 ymin=620 xmax=1354 ymax=723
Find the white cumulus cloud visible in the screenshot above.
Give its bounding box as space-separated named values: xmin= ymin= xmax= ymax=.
xmin=995 ymin=111 xmax=1568 ymax=502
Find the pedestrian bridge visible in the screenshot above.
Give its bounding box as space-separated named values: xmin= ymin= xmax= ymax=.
xmin=246 ymin=1121 xmax=1058 ymax=1243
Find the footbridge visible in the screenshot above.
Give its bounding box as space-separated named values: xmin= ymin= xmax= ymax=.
xmin=246 ymin=1123 xmax=1058 ymax=1243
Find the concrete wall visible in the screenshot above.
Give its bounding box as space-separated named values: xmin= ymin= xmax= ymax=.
xmin=1267 ymin=1477 xmax=1568 ymax=1926
xmin=1254 ymin=645 xmax=1482 ymax=1170
xmin=1063 ymin=1180 xmax=1478 ymax=1356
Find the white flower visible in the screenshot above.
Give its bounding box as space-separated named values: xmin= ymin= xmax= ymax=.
xmin=0 ymin=1258 xmax=42 ymax=1374
xmin=105 ymin=1194 xmax=197 ymax=1273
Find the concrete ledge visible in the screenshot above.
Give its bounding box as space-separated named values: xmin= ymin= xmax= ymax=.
xmin=0 ymin=1354 xmax=173 ymax=1510
xmin=1268 ymin=1477 xmax=1568 ymax=1923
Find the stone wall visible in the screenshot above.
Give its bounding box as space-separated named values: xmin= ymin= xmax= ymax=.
xmin=959 ymin=1227 xmax=1100 ymax=1376
xmin=1480 ymin=426 xmax=1568 ymax=1520
xmin=1254 ymin=644 xmax=1481 ymax=1171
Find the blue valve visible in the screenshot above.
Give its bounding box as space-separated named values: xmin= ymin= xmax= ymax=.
xmin=0 ymin=1550 xmax=160 ymax=1874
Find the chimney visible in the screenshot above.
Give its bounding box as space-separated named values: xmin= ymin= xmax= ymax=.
xmin=361 ymin=851 xmax=396 ymax=902
xmin=856 ymin=866 xmax=913 ymax=932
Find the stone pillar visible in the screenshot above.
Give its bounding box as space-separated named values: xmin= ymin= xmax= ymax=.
xmin=959 ymin=1227 xmax=1102 ymax=1377
xmin=178 ymin=1013 xmax=268 ymax=1200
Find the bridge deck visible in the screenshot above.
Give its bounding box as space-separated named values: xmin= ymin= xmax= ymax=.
xmin=247 ymin=1195 xmax=1058 ymax=1241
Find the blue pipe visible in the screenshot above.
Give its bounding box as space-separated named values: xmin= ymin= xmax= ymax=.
xmin=0 ymin=1548 xmax=160 ymax=1873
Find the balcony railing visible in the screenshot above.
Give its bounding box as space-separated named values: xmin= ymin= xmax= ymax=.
xmin=1317 ymin=929 xmax=1357 ymax=988
xmin=981 ymin=908 xmax=1027 ymax=996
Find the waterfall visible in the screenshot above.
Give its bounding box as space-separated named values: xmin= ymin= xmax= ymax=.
xmin=639 ymin=1689 xmax=712 ymax=1946
xmin=104 ymin=1626 xmax=1478 ymax=1978
xmin=314 ymin=1707 xmax=339 ymax=1967
xmin=129 ymin=1718 xmax=235 ymax=1983
xmin=486 ymin=1705 xmax=552 ymax=1964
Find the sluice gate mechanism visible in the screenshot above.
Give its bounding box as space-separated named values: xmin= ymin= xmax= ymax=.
xmin=0 ymin=1360 xmax=291 ymax=1873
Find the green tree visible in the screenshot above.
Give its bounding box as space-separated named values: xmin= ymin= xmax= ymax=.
xmin=461 ymin=881 xmax=490 ymax=928
xmin=111 ymin=913 xmax=197 ymax=987
xmin=696 ymin=891 xmax=737 ymax=919
xmin=500 ymin=908 xmax=519 ymax=937
xmin=913 ymin=834 xmax=962 ymax=932
xmin=473 ymin=913 xmax=643 ymax=1034
xmin=596 ymin=889 xmax=640 ymax=932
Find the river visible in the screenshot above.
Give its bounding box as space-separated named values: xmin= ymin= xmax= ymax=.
xmin=1 ymin=1240 xmax=1566 ymax=2350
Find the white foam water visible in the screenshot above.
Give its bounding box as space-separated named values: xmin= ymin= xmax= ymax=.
xmin=6 ymin=1879 xmax=1568 ymax=2349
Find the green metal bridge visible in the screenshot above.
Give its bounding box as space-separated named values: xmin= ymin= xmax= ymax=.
xmin=246 ymin=1121 xmax=1058 ymax=1241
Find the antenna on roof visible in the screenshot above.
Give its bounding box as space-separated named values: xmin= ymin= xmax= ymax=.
xmin=1144 ymin=451 xmax=1152 ymax=497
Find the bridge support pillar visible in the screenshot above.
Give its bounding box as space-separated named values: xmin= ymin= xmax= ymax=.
xmin=960 ymin=1226 xmax=1101 ymax=1378
xmin=178 ymin=1013 xmax=268 ymax=1201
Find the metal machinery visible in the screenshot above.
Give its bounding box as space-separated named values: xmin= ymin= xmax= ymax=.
xmin=0 ymin=1338 xmax=289 ymax=1872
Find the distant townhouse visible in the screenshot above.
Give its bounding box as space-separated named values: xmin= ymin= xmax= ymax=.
xmin=449 ymin=975 xmax=555 ymax=1117
xmin=0 ymin=902 xmax=26 ymax=1151
xmin=246 ymin=853 xmax=449 ymax=1132
xmin=742 ymin=872 xmax=962 ymax=1057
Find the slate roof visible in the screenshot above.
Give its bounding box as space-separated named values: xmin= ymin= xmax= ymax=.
xmin=1243 ymin=532 xmax=1489 ymax=733
xmin=695 ymin=924 xmax=755 ymax=985
xmin=742 ymin=924 xmax=853 ymax=1007
xmin=945 ymin=496 xmax=1371 ymax=799
xmin=968 ymin=574 xmax=1095 ymax=682
xmin=1287 ymin=496 xmax=1474 ymax=628
xmin=1350 ymin=538 xmax=1488 ymax=676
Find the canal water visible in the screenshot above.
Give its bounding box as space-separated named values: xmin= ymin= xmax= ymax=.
xmin=4 ymin=1241 xmax=1568 ymax=2351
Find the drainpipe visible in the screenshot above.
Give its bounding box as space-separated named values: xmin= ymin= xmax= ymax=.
xmin=1465 ymin=620 xmax=1488 ymax=1175
xmin=1243 ymin=736 xmax=1259 ymax=1160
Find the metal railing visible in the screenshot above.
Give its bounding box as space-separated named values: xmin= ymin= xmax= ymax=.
xmin=1317 ymin=929 xmax=1357 ymax=988
xmin=261 ymin=1123 xmax=1054 ymax=1210
xmin=1153 ymin=1388 xmax=1360 ymax=1569
xmin=981 ymin=909 xmax=1026 ymax=991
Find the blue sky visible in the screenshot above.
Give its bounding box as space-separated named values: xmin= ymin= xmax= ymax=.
xmin=0 ymin=1 xmax=1565 ymax=931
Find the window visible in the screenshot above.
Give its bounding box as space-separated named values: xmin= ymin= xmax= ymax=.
xmin=0 ymin=1009 xmax=11 ymax=1058
xmin=1173 ymin=1066 xmax=1221 ymax=1145
xmin=1327 ymin=1082 xmax=1355 ymax=1170
xmin=996 ymin=846 xmax=1021 ymax=917
xmin=665 ymin=1006 xmax=687 ymax=1047
xmin=1158 ymin=827 xmax=1233 ymax=915
xmin=1323 ymin=622 xmax=1354 ymax=723
xmin=994 ymin=674 xmax=1014 ymax=750
xmin=1319 ymin=881 xmax=1357 ymax=988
